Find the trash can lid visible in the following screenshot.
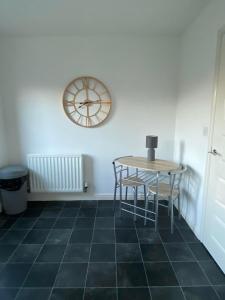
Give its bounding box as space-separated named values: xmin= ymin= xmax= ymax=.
xmin=0 ymin=165 xmax=28 ymax=180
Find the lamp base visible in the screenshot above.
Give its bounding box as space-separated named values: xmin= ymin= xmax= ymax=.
xmin=147 ymin=148 xmax=155 ymax=161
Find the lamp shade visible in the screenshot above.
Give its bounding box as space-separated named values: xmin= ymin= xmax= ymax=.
xmin=146 ymin=135 xmax=158 ymax=148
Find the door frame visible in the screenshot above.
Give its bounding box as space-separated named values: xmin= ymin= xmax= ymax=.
xmin=201 ymin=25 xmax=225 ymax=243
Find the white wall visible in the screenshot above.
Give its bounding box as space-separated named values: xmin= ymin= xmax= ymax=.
xmin=0 ymin=36 xmax=179 ymax=199
xmin=174 ymin=0 xmax=225 ymax=238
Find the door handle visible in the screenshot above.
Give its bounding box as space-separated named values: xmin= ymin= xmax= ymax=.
xmin=208 ymin=149 xmax=220 ymax=156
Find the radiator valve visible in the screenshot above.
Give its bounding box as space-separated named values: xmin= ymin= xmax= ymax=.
xmin=84 ymin=182 xmax=88 ymax=192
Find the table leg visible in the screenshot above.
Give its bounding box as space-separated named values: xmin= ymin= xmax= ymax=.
xmin=144 ymin=185 xmax=148 ymax=225
xmin=119 ymin=170 xmax=122 ymax=217
xmin=133 ymin=186 xmax=137 ymax=221
xmin=155 ymin=172 xmax=159 ymax=232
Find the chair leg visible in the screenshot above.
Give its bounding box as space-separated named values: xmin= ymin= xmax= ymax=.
xmin=119 ymin=183 xmax=122 ymax=217
xmin=168 ymin=198 xmax=171 ymax=216
xmin=113 ymin=183 xmax=117 ymax=211
xmin=133 ymin=187 xmax=137 ymax=222
xmin=144 ymin=187 xmax=148 ymax=226
xmin=153 ymin=194 xmax=156 ymax=212
xmin=125 ymin=186 xmax=128 ymax=201
xmin=170 ymin=197 xmax=174 ymax=234
xmin=178 ymin=194 xmax=181 ymax=219
xmin=154 ymin=194 xmax=158 ymax=232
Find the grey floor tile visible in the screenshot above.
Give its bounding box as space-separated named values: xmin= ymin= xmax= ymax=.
xmin=117 ymin=263 xmax=148 ymax=287
xmin=165 ymin=243 xmax=195 ymax=261
xmin=63 ymin=244 xmax=90 ymax=262
xmin=0 ymin=263 xmax=31 ymax=287
xmin=75 ymin=218 xmax=95 ymax=229
xmin=50 ymin=288 xmax=83 ymax=300
xmin=84 ymin=287 xmax=116 ymax=300
xmin=0 ymin=288 xmax=19 ymax=300
xmin=159 ymin=229 xmax=184 ymax=243
xmin=9 ymin=244 xmax=42 ymax=262
xmin=116 ymin=229 xmax=138 ymax=243
xmin=199 ymin=260 xmax=225 ymax=285
xmin=65 ymin=201 xmax=81 ymax=208
xmin=53 ymin=218 xmax=75 ymax=229
xmin=188 ymin=243 xmax=213 ymax=261
xmin=41 ymin=208 xmax=61 ymax=218
xmin=116 ymin=243 xmax=142 ymax=262
xmin=46 ymin=229 xmax=71 ymax=245
xmin=16 ymin=288 xmax=51 ymax=300
xmin=59 ymin=208 xmax=79 ymax=217
xmin=137 ymin=229 xmax=162 ymax=244
xmin=55 ymin=263 xmax=87 ymax=287
xmin=33 ymin=218 xmax=56 ymax=229
xmin=81 ymin=200 xmax=98 ymax=208
xmin=118 ymin=287 xmax=150 ymax=300
xmin=78 ymin=208 xmax=96 ymax=218
xmin=90 ymin=244 xmax=115 ymax=262
xmin=12 ymin=218 xmax=37 ymax=229
xmin=151 ymin=287 xmax=184 ymax=300
xmin=115 ymin=218 xmax=135 ymax=229
xmin=22 ymin=229 xmax=50 ymax=244
xmin=95 ymin=218 xmax=114 ymax=229
xmin=172 ymin=262 xmax=209 ymax=286
xmin=36 ymin=245 xmax=66 ymax=262
xmin=0 ymin=230 xmax=29 ymax=244
xmin=86 ymin=263 xmax=116 ymax=287
xmin=141 ymin=244 xmax=168 ymax=262
xmin=182 ymin=286 xmax=219 ymax=300
xmin=96 ymin=208 xmax=114 ymax=217
xmin=214 ymin=285 xmax=225 ymax=300
xmin=24 ymin=263 xmax=59 ymax=287
xmin=0 ymin=245 xmax=17 ymax=262
xmin=97 ymin=200 xmax=114 ymax=208
xmin=145 ymin=262 xmax=178 ymax=286
xmin=69 ymin=229 xmax=93 ymax=243
xmin=179 ymin=228 xmax=199 ymax=243
xmin=93 ymin=229 xmax=115 ymax=244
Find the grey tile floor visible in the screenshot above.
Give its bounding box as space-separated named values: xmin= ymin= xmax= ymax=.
xmin=0 ymin=200 xmax=224 ymax=300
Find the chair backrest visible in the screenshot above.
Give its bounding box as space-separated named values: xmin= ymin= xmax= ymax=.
xmin=112 ymin=156 xmax=132 ymax=185
xmin=169 ymin=164 xmax=187 ymax=192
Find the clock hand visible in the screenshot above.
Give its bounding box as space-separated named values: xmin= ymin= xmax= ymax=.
xmin=78 ymin=101 xmax=91 ymax=109
xmin=90 ymin=100 xmax=111 ymax=104
xmin=78 ymin=103 xmax=85 ymax=109
xmin=78 ymin=99 xmax=110 ymax=109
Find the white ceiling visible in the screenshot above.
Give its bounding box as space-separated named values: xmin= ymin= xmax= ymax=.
xmin=0 ymin=0 xmax=211 ymax=36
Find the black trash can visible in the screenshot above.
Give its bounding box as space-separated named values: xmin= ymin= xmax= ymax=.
xmin=0 ymin=165 xmax=28 ymax=215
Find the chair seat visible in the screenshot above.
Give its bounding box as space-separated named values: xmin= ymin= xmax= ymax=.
xmin=148 ymin=183 xmax=179 ymax=198
xmin=122 ymin=176 xmax=144 ymax=187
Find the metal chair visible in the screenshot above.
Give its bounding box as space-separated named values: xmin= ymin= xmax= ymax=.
xmin=112 ymin=157 xmax=147 ymax=221
xmin=146 ymin=164 xmax=187 ymax=233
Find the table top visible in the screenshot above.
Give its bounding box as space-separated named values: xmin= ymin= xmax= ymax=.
xmin=117 ymin=156 xmax=180 ymax=172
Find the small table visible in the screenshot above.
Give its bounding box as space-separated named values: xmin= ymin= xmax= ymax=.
xmin=117 ymin=156 xmax=180 ymax=230
xmin=117 ymin=156 xmax=179 ymax=173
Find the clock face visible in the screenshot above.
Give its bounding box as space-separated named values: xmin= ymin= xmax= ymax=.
xmin=63 ymin=76 xmax=112 ymax=128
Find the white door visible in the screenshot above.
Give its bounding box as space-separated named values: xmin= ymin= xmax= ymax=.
xmin=204 ymin=32 xmax=225 ymax=273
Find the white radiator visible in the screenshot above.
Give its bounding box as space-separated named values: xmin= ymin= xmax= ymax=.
xmin=27 ymin=154 xmax=84 ymax=193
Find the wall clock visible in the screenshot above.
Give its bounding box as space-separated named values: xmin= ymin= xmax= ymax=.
xmin=63 ymin=76 xmax=112 ymax=128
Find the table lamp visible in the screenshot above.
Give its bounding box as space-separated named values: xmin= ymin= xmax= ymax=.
xmin=146 ymin=135 xmax=158 ymax=161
